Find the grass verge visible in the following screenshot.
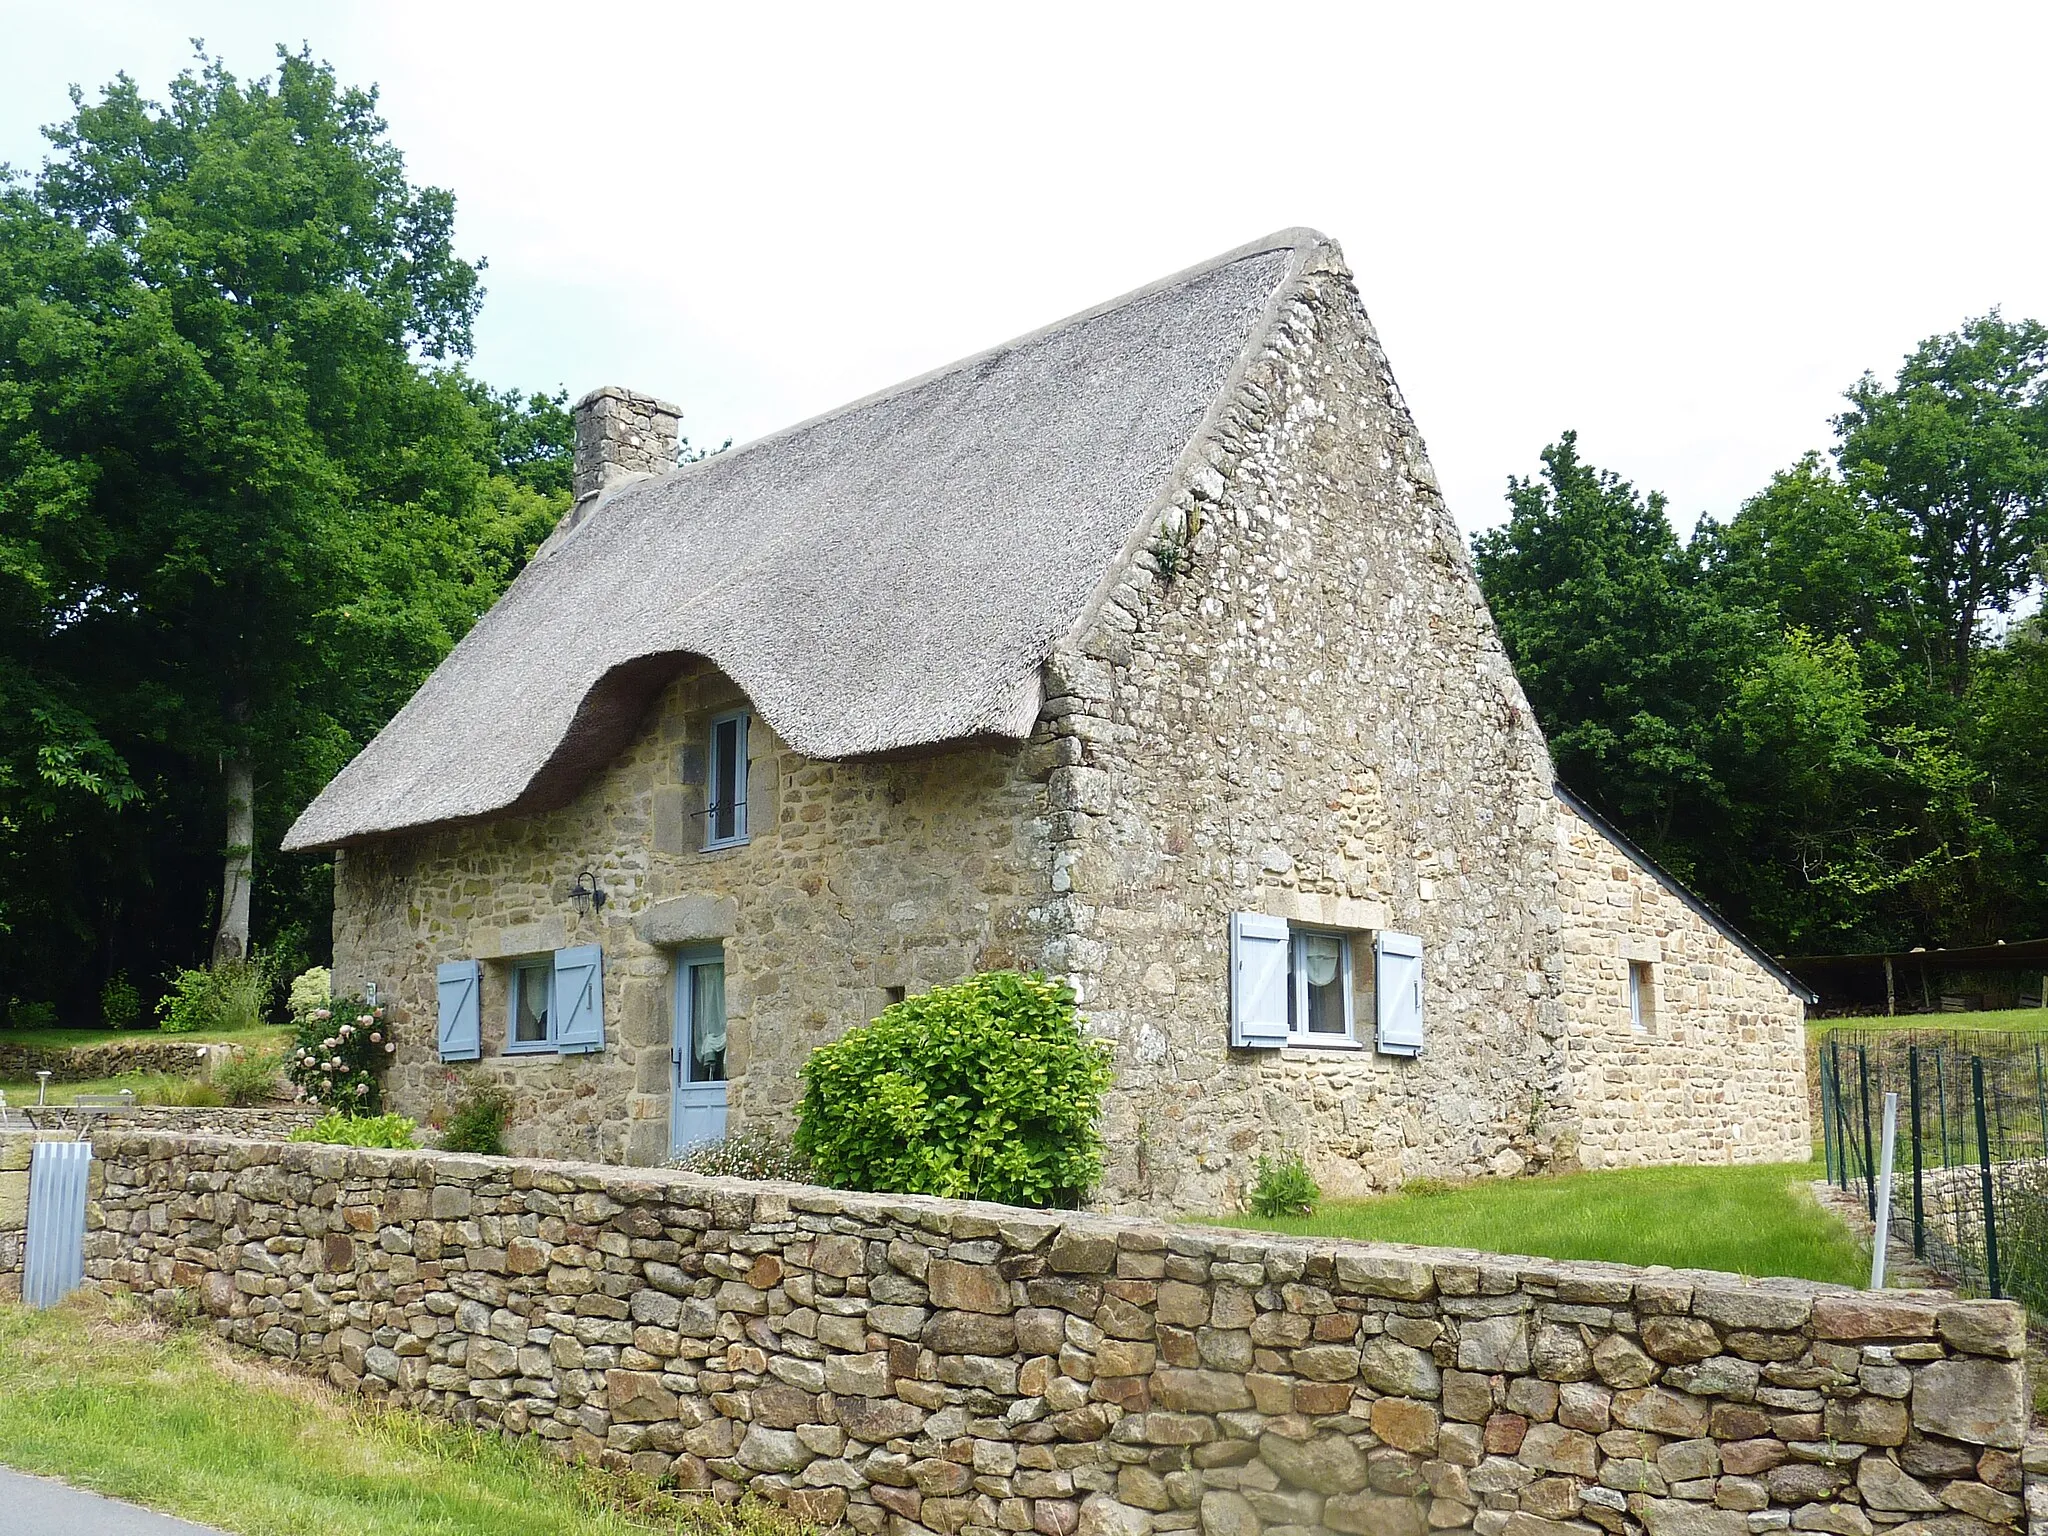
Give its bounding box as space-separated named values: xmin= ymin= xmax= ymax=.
xmin=0 ymin=1293 xmax=808 ymax=1536
xmin=1808 ymin=1007 xmax=2048 ymax=1039
xmin=1208 ymin=1160 xmax=1866 ymax=1285
xmin=0 ymin=1071 xmax=234 ymax=1107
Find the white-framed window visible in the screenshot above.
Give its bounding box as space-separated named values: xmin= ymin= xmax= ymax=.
xmin=507 ymin=959 xmax=553 ymax=1054
xmin=1290 ymin=929 xmax=1356 ymax=1041
xmin=496 ymin=945 xmax=606 ymax=1057
xmin=1628 ymin=960 xmax=1657 ymax=1035
xmin=705 ymin=710 xmax=750 ymax=849
xmin=1234 ymin=914 xmax=1410 ymax=1052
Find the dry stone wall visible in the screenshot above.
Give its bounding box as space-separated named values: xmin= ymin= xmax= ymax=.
xmin=21 ymin=1128 xmax=2036 ymax=1536
xmin=1555 ymin=806 xmax=1810 ymax=1169
xmin=0 ymin=1036 xmax=225 ymax=1083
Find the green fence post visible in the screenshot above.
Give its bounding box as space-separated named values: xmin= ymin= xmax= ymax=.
xmin=1909 ymin=1044 xmax=1924 ymax=1258
xmin=1935 ymin=1047 xmax=1950 ymax=1169
xmin=1859 ymin=1045 xmax=1877 ymax=1219
xmin=1974 ymin=1056 xmax=2001 ymax=1300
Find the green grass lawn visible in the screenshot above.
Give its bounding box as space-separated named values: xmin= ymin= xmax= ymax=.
xmin=1808 ymin=1007 xmax=2048 ymax=1039
xmin=0 ymin=1294 xmax=806 ymax=1536
xmin=0 ymin=1022 xmax=291 ymax=1050
xmin=1208 ymin=1160 xmax=1867 ymax=1285
xmin=0 ymin=1071 xmax=235 ymax=1107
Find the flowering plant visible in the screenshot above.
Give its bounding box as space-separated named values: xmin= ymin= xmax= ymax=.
xmin=284 ymin=989 xmax=394 ymax=1110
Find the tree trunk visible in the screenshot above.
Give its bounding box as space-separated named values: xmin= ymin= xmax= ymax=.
xmin=212 ymin=757 xmax=254 ymax=966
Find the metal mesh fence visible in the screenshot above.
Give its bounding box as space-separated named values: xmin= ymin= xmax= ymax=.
xmin=1818 ymin=1028 xmax=2048 ymax=1315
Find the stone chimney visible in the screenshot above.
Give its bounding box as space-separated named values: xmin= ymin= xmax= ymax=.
xmin=572 ymin=385 xmax=682 ymax=500
xmin=536 ymin=386 xmax=682 ymax=554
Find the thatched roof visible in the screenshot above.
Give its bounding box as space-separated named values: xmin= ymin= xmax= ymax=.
xmin=284 ymin=230 xmax=1319 ymax=850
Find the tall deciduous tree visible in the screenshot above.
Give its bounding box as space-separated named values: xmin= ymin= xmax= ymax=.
xmin=1472 ymin=432 xmax=1754 ymax=857
xmin=0 ymin=49 xmax=568 ymax=1012
xmin=1836 ymin=313 xmax=2048 ymax=695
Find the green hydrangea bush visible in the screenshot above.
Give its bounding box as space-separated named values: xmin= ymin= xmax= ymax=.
xmin=793 ymin=971 xmax=1114 ymax=1208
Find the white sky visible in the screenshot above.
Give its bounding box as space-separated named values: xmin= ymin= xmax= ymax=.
xmin=4 ymin=1 xmax=2044 ymax=537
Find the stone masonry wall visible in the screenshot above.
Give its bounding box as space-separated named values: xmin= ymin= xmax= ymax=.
xmin=334 ymin=659 xmax=1056 ymax=1166
xmin=10 ymin=1128 xmax=2036 ymax=1536
xmin=1556 ymin=805 xmax=1811 ymax=1170
xmin=1042 ymin=240 xmax=1574 ymax=1211
xmin=0 ymin=1037 xmax=225 ymax=1083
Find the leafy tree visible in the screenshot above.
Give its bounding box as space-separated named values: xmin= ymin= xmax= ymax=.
xmin=1472 ymin=432 xmax=1754 ymax=856
xmin=1706 ymin=629 xmax=1988 ymax=952
xmin=1697 ymin=454 xmax=1923 ymax=680
xmin=1836 ymin=313 xmax=2048 ymax=694
xmin=0 ymin=49 xmax=570 ymax=1016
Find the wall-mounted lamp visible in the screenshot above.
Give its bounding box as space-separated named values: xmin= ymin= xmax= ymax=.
xmin=570 ymin=869 xmax=609 ymax=912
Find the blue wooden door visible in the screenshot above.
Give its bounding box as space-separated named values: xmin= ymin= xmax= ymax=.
xmin=671 ymin=947 xmax=729 ymax=1155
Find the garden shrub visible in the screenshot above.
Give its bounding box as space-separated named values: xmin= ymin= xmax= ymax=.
xmin=285 ymin=994 xmax=394 ymax=1110
xmin=155 ymin=968 xmax=214 ymax=1034
xmin=146 ymin=1076 xmax=226 ymax=1108
xmin=289 ymin=1112 xmax=418 ymax=1149
xmin=100 ymin=972 xmax=141 ymax=1030
xmin=156 ymin=954 xmax=275 ymax=1034
xmin=793 ymin=971 xmax=1113 ymax=1207
xmin=1249 ymin=1151 xmax=1321 ymax=1218
xmin=668 ymin=1128 xmax=812 ymax=1183
xmin=6 ymin=998 xmax=58 ymax=1030
xmin=214 ymin=1047 xmax=282 ymax=1106
xmin=438 ymin=1080 xmax=513 ymax=1156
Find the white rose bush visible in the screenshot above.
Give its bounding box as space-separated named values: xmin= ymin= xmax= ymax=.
xmin=284 ymin=974 xmax=395 ymax=1111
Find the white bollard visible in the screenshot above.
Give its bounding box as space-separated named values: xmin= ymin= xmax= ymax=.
xmin=1870 ymin=1091 xmax=1899 ymax=1290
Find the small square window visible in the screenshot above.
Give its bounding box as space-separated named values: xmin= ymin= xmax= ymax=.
xmin=705 ymin=711 xmax=750 ymax=849
xmin=1629 ymin=960 xmax=1657 ymax=1035
xmin=508 ymin=961 xmax=553 ymax=1053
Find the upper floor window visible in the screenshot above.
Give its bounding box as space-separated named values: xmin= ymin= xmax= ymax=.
xmin=705 ymin=711 xmax=750 ymax=849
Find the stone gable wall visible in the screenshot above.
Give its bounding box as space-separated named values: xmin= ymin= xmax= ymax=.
xmin=8 ymin=1129 xmax=2034 ymax=1536
xmin=1556 ymin=807 xmax=1811 ymax=1169
xmin=334 ymin=662 xmax=1055 ymax=1166
xmin=1039 ymin=245 xmax=1573 ymax=1211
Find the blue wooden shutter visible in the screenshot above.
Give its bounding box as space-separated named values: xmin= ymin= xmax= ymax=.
xmin=436 ymin=960 xmax=482 ymax=1062
xmin=553 ymin=944 xmax=605 ymax=1054
xmin=1230 ymin=912 xmax=1290 ymax=1048
xmin=1376 ymin=931 xmax=1424 ymax=1056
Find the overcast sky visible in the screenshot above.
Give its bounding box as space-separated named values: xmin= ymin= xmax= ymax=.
xmin=5 ymin=1 xmax=2044 ymax=538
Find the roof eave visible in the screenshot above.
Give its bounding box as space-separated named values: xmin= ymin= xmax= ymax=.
xmin=1553 ymin=782 xmax=1818 ymax=1004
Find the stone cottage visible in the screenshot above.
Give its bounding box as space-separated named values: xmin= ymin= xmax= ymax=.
xmin=284 ymin=228 xmax=1812 ymax=1212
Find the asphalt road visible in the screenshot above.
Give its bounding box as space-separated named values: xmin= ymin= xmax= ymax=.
xmin=0 ymin=1466 xmax=229 ymax=1535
